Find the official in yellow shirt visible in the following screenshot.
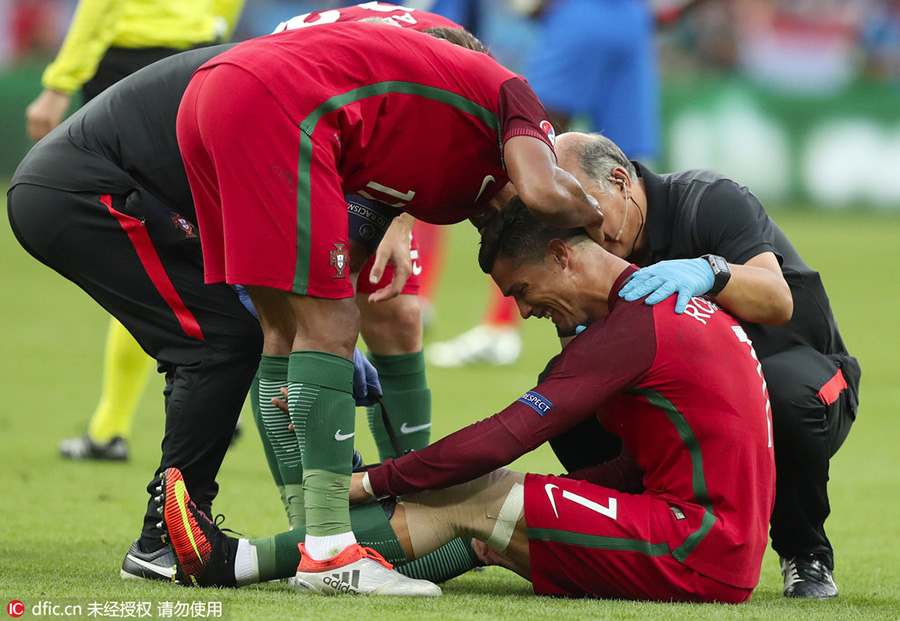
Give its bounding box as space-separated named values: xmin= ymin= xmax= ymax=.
xmin=26 ymin=0 xmax=244 ymax=141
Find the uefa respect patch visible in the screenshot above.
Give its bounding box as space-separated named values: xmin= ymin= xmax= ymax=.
xmin=517 ymin=390 xmax=553 ymax=416
xmin=540 ymin=120 xmax=556 ymax=145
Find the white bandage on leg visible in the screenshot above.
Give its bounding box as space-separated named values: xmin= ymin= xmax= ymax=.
xmin=485 ymin=482 xmax=524 ymax=553
xmin=401 ymin=469 xmax=526 ymax=558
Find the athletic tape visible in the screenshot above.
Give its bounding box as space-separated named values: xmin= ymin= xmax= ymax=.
xmin=486 ymin=482 xmax=524 ymax=552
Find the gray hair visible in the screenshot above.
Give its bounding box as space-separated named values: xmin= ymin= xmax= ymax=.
xmin=559 ymin=133 xmax=637 ymax=193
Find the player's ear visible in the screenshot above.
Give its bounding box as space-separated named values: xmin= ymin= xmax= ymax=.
xmin=546 ymin=238 xmax=569 ymax=269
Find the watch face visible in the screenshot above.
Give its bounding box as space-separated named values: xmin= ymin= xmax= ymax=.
xmin=707 ymin=254 xmax=728 ymax=275
xmin=706 ymin=255 xmax=730 ymax=296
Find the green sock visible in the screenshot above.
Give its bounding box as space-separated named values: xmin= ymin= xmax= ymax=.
xmin=251 ymin=501 xmax=406 ymax=581
xmin=366 ymin=350 xmax=431 ymax=459
xmin=249 ymin=372 xmax=286 ymax=510
xmin=255 ymin=355 xmax=305 ymax=528
xmin=288 ymin=351 xmax=355 ymax=537
xmin=397 ymin=538 xmax=481 ymax=583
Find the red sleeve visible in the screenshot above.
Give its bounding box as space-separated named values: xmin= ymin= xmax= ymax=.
xmin=367 ymin=271 xmax=658 ymax=497
xmin=498 ymin=77 xmax=555 ymax=153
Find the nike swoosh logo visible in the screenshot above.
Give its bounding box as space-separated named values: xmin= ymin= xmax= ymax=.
xmin=412 ymin=262 xmax=422 ymax=276
xmin=400 ymin=422 xmax=432 ymax=435
xmin=174 ymin=479 xmax=202 ymax=562
xmin=334 ymin=430 xmax=356 ymax=441
xmin=474 ymin=175 xmax=496 ymax=202
xmin=126 ymin=554 xmax=176 ymax=578
xmin=544 ymin=483 xmax=559 ymax=519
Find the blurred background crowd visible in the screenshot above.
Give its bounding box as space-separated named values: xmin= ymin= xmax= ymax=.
xmin=3 ymin=0 xmax=900 ymax=209
xmin=7 ymin=0 xmax=900 ymax=85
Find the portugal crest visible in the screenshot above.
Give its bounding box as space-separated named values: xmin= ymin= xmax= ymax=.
xmin=170 ymin=213 xmax=197 ymax=238
xmin=330 ymin=243 xmax=349 ymax=279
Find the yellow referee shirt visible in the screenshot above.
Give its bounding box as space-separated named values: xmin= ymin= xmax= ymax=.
xmin=42 ymin=0 xmax=245 ymax=95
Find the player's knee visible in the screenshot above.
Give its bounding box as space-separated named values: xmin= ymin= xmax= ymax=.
xmin=360 ymin=294 xmax=423 ymax=354
xmin=305 ymin=303 xmax=360 ymax=355
xmin=402 ymin=469 xmax=525 ymax=558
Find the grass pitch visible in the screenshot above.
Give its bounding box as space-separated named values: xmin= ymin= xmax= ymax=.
xmin=1 ymin=189 xmax=899 ymax=619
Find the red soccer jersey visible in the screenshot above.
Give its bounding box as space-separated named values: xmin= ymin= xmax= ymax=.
xmin=196 ymin=22 xmax=554 ymax=224
xmin=367 ymin=267 xmax=776 ymax=589
xmin=274 ymin=2 xmax=462 ymax=33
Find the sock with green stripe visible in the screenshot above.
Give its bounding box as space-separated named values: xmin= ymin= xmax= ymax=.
xmin=366 ymin=350 xmax=431 ymax=459
xmin=253 ymin=355 xmax=305 ymax=528
xmin=249 ymin=373 xmax=286 ymax=511
xmin=396 ymin=538 xmax=482 ymax=583
xmin=288 ymin=350 xmax=356 ymax=559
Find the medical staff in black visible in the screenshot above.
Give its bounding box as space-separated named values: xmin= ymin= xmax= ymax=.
xmin=9 ymin=44 xmax=265 ymax=581
xmin=553 ymin=131 xmax=859 ymax=599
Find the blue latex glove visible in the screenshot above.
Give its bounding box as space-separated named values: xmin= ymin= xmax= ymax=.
xmin=619 ymin=258 xmax=715 ymax=314
xmin=352 ymin=348 xmax=383 ymax=407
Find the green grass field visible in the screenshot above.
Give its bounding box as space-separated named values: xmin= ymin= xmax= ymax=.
xmin=2 ymin=187 xmax=899 ymax=619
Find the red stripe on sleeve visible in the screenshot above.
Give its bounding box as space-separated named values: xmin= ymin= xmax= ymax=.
xmin=101 ymin=195 xmax=205 ymax=341
xmin=816 ymin=368 xmax=847 ymax=406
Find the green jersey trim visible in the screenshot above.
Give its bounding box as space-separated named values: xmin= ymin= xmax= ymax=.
xmin=293 ymin=81 xmax=501 ymax=292
xmin=527 ymin=386 xmax=716 ymax=564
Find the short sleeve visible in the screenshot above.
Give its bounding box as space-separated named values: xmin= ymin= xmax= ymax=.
xmin=497 ymin=77 xmax=556 ymax=152
xmin=694 ymin=179 xmax=780 ymax=266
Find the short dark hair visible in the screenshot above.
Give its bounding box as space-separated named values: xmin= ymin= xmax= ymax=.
xmin=424 ymin=27 xmax=489 ymax=55
xmin=478 ymin=197 xmax=588 ymax=274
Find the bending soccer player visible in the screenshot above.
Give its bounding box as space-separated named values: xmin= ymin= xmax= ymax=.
xmin=250 ymin=4 xmax=467 ymax=528
xmin=157 ymin=199 xmax=774 ymax=601
xmin=175 ymin=19 xmax=602 ymax=596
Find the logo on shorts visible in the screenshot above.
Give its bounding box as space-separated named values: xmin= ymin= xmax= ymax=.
xmin=517 ymin=390 xmax=553 ymax=416
xmin=330 ymin=243 xmax=349 ymax=279
xmin=358 ymin=223 xmax=375 ymax=241
xmin=170 ymin=213 xmax=197 ymax=238
xmin=540 ymin=120 xmax=556 ymax=145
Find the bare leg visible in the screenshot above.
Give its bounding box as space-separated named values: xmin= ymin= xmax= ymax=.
xmin=389 ymin=469 xmax=532 ymax=580
xmin=243 ymin=286 xmax=297 ymax=355
xmin=358 ymin=293 xmax=422 ymax=355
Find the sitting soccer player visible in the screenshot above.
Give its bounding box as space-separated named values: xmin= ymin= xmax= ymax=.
xmin=156 ymin=199 xmax=775 ymax=601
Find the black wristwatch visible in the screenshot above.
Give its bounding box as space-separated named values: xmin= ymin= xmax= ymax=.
xmin=701 ymin=254 xmax=731 ymax=296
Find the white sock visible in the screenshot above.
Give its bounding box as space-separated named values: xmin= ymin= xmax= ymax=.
xmin=234 ymin=539 xmax=259 ymax=587
xmin=304 ymin=532 xmax=357 ymax=561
